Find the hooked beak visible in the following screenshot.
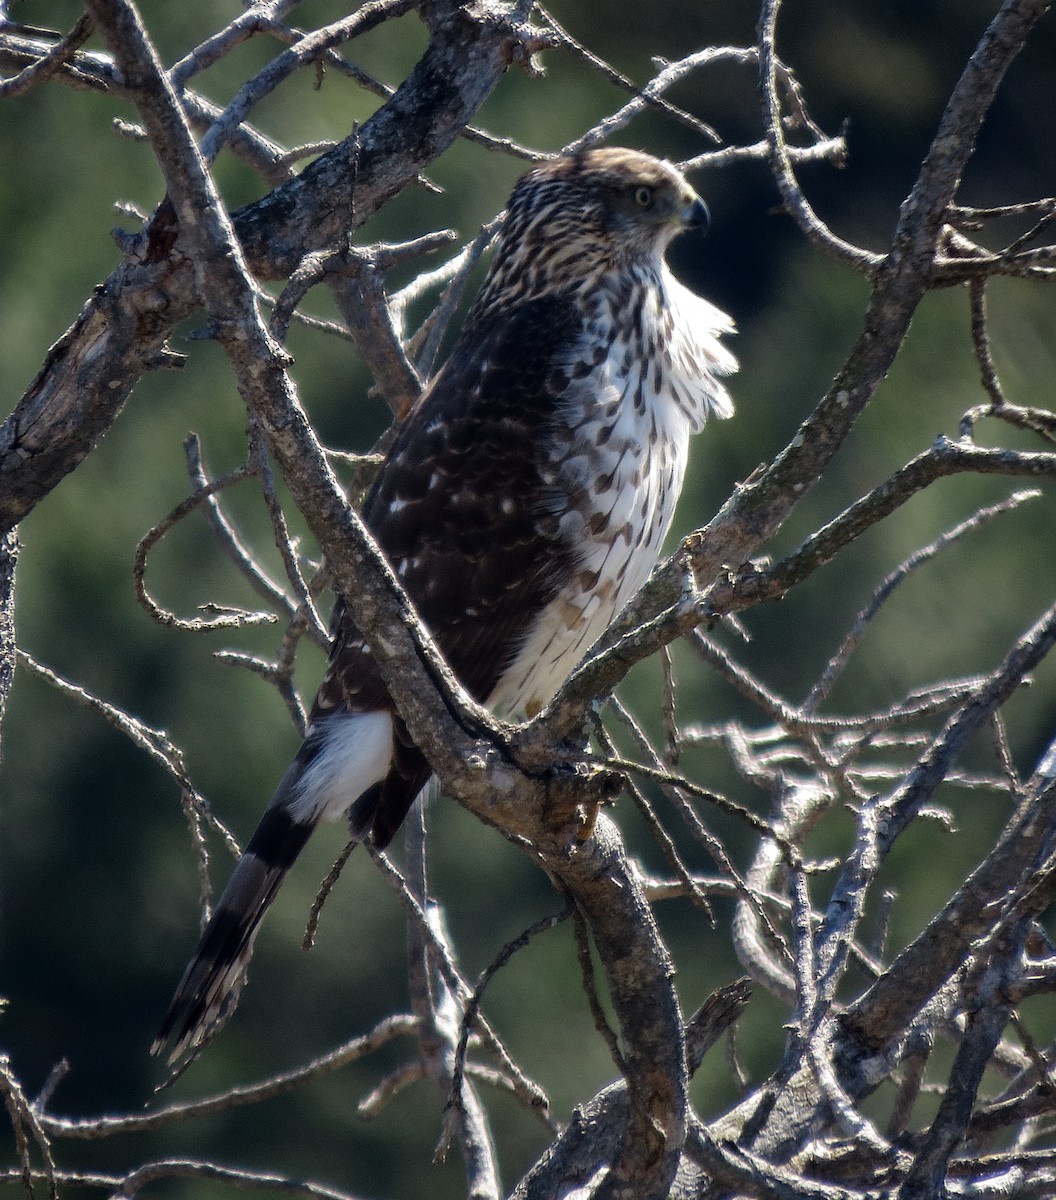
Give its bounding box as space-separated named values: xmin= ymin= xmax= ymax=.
xmin=680 ymin=194 xmax=710 ymax=233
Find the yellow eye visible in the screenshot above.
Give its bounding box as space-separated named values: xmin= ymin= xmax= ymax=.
xmin=634 ymin=186 xmax=654 ymax=208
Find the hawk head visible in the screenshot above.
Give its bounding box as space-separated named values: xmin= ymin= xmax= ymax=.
xmin=519 ymin=146 xmax=708 ymax=248
xmin=472 ymin=147 xmax=713 ymax=318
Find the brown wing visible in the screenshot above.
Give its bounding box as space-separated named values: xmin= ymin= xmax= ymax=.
xmin=314 ymin=294 xmax=583 ymax=845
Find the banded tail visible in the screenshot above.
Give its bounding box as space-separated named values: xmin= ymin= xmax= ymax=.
xmin=153 ymin=710 xmax=400 ymax=1066
xmin=152 ymin=767 xmax=315 ymax=1064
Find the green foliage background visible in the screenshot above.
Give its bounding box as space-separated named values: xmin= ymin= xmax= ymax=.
xmin=1 ymin=1 xmax=1055 ymax=1196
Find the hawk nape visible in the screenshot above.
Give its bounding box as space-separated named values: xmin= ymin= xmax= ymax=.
xmin=153 ymin=146 xmax=737 ymax=1065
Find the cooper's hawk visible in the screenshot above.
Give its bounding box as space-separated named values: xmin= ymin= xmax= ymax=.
xmin=154 ymin=146 xmax=736 ymax=1064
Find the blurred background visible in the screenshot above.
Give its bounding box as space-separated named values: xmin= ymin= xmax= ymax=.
xmin=2 ymin=0 xmax=1056 ymax=1196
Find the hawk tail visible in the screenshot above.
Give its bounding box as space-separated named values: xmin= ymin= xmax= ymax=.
xmin=154 ymin=710 xmax=399 ymax=1066
xmin=152 ymin=771 xmax=314 ymax=1066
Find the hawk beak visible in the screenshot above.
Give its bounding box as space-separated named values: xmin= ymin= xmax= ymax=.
xmin=680 ymin=195 xmax=710 ymax=234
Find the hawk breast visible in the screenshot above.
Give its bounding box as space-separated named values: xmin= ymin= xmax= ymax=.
xmin=487 ymin=267 xmax=731 ymax=718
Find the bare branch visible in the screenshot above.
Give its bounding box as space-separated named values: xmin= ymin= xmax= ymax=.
xmin=900 ymin=922 xmax=1027 ymax=1199
xmin=43 ymin=1017 xmax=418 ymax=1138
xmin=536 ymin=9 xmax=721 ymax=145
xmin=0 ymin=1051 xmax=57 ymax=1200
xmin=184 ymin=434 xmax=305 ymax=629
xmin=5 ymin=2 xmax=1056 ymax=1197
xmin=0 ymin=11 xmax=93 ymax=98
xmin=449 ymin=905 xmax=568 ymax=1132
xmin=167 ymin=2 xmax=301 ymax=90
xmin=804 ymin=489 xmax=1042 ymax=711
xmin=758 ymin=1 xmax=880 ymax=273
xmin=17 ymin=650 xmax=240 ymax=861
xmin=196 ymin=1 xmax=418 ymax=166
xmin=0 ymin=0 xmax=541 ymax=534
xmin=133 ymin=465 xmax=279 ymax=633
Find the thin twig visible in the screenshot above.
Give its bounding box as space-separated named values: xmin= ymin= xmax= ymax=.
xmin=537 ymin=9 xmax=720 ymax=144
xmin=447 ymin=906 xmax=568 ymax=1131
xmin=758 ymin=0 xmax=880 ymax=273
xmin=197 ymin=0 xmax=418 ymax=164
xmin=17 ymin=650 xmax=240 ymax=859
xmin=184 ymin=433 xmax=311 ymax=635
xmin=0 ymin=1053 xmax=57 ymax=1200
xmin=302 ymin=839 xmax=358 ymax=950
xmin=367 ymin=848 xmax=550 ymax=1115
xmin=805 ymin=490 xmax=1041 ymax=711
xmin=0 ymin=11 xmax=94 ymax=98
xmin=133 ymin=465 xmax=278 ymax=632
xmin=247 ymin=420 xmax=328 ymax=643
xmin=571 ymin=906 xmax=627 ymax=1074
xmin=45 ymin=1018 xmax=417 ymax=1137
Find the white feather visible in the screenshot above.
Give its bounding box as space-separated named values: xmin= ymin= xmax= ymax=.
xmin=288 ymin=710 xmax=394 ymax=823
xmin=489 ymin=265 xmax=735 ymax=719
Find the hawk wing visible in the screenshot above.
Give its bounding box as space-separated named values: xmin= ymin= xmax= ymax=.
xmin=315 ymin=293 xmax=582 ymax=845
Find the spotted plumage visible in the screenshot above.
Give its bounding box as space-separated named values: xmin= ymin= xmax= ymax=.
xmin=153 ymin=147 xmax=736 ymax=1065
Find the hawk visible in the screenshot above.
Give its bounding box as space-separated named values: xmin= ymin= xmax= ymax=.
xmin=154 ymin=146 xmax=736 ymax=1064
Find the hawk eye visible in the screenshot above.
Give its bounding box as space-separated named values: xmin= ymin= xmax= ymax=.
xmin=634 ymin=186 xmax=654 ymax=209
